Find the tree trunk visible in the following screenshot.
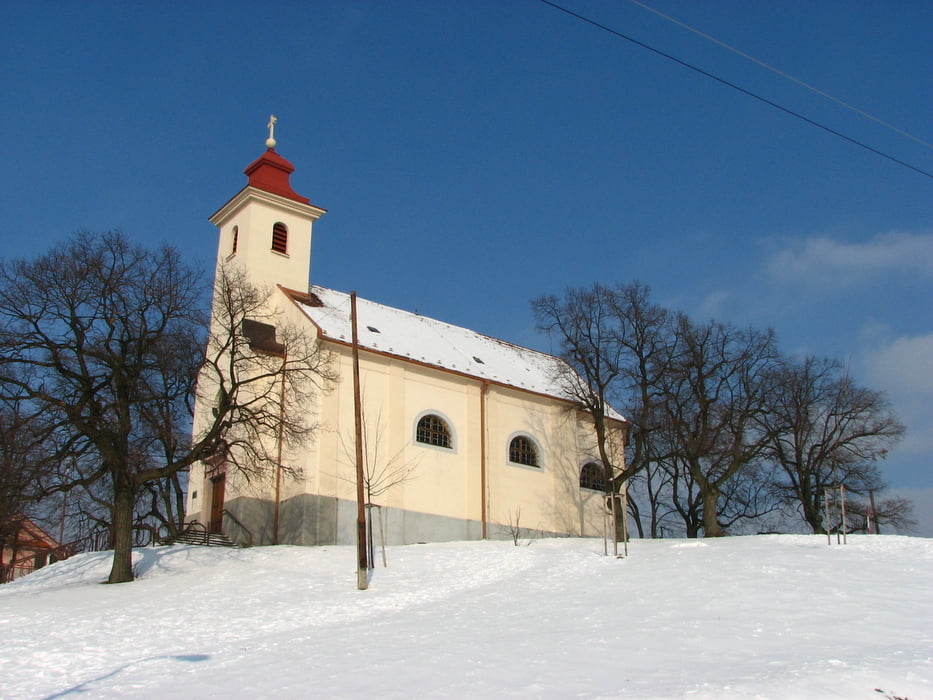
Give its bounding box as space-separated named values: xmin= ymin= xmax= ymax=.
xmin=702 ymin=487 xmax=727 ymax=537
xmin=108 ymin=480 xmax=136 ymax=583
xmin=803 ymin=500 xmax=825 ymax=534
xmin=685 ymin=520 xmax=700 ymax=538
xmin=628 ymin=496 xmax=645 ymax=539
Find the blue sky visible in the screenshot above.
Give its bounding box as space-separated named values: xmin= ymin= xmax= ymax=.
xmin=1 ymin=1 xmax=930 ymax=530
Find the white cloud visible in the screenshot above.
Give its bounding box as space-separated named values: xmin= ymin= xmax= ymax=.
xmin=885 ymin=487 xmax=933 ymax=538
xmin=860 ymin=331 xmax=933 ymax=455
xmin=863 ymin=332 xmax=933 ymax=395
xmin=767 ymin=231 xmax=933 ymax=288
xmin=695 ymin=289 xmax=731 ymax=321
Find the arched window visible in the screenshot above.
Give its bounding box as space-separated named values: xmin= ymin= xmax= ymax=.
xmin=579 ymin=462 xmax=606 ymax=491
xmin=416 ymin=414 xmax=452 ymax=449
xmin=271 ymin=222 xmax=288 ymax=253
xmin=509 ymin=436 xmax=539 ymax=468
xmin=231 ymin=225 xmax=239 ymax=254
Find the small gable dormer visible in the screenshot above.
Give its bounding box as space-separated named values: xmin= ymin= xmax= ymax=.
xmin=210 ymin=121 xmax=326 ymax=293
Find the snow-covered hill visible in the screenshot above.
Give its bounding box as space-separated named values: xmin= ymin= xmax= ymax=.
xmin=1 ymin=536 xmax=930 ymax=699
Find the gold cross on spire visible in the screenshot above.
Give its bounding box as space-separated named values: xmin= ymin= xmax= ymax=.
xmin=265 ymin=115 xmax=278 ymax=149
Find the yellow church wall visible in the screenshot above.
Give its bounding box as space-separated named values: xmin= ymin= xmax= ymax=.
xmin=307 ymin=344 xmax=479 ymax=522
xmin=184 ymin=284 xmax=624 ymax=545
xmin=286 ymin=325 xmax=623 ymax=540
xmin=485 ymin=386 xmax=579 ymax=536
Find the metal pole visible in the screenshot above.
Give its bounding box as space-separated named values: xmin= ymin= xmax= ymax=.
xmin=350 ymin=292 xmax=368 ymax=590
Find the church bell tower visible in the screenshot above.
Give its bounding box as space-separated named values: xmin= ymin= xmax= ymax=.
xmin=209 ymin=116 xmax=326 ymax=293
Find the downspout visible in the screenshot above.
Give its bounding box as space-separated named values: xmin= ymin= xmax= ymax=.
xmin=480 ymin=381 xmax=489 ymax=539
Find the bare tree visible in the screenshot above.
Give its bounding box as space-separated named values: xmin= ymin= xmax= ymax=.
xmin=338 ymin=399 xmax=419 ymax=565
xmin=605 ymin=283 xmax=676 ymax=537
xmin=534 ymin=281 xmax=908 ymax=540
xmin=715 ymin=460 xmax=784 ymax=532
xmin=840 ymin=495 xmax=917 ymax=534
xmin=656 ymin=315 xmax=779 ymax=537
xmin=625 ymin=460 xmax=678 ymax=538
xmin=604 ymin=283 xmax=674 ymax=483
xmin=656 ymin=452 xmax=703 ymax=538
xmin=0 ymin=233 xmax=333 ymax=583
xmin=532 ymin=282 xmax=672 ymax=544
xmin=758 ymin=355 xmax=905 ymax=533
xmin=532 ymin=285 xmax=629 ymax=547
xmin=193 ymin=264 xmax=335 ymax=485
xmin=0 ymin=399 xmax=53 ymax=581
xmin=502 ymin=507 xmax=534 ymax=546
xmin=532 ymin=285 xmax=627 ymax=487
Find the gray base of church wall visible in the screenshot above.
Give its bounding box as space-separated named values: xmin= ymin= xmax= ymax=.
xmin=220 ymin=493 xmax=566 ymax=547
xmin=221 ymin=498 xmax=275 ymax=546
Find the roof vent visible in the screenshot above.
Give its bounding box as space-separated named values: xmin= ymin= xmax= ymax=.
xmin=473 ymin=356 xmax=485 ymax=364
xmin=367 ymin=326 xmax=380 ymax=333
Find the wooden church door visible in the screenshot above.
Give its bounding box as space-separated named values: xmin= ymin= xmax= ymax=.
xmin=209 ymin=473 xmax=226 ymax=533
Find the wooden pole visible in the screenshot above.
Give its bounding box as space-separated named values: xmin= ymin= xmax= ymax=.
xmin=611 ymin=492 xmax=619 ymax=558
xmin=377 ymin=505 xmax=387 ymax=567
xmin=350 ymin=292 xmax=368 ymax=589
xmin=835 ymin=488 xmax=841 ymax=545
xmin=603 ymin=507 xmax=609 ymax=557
xmin=824 ymin=488 xmax=831 ymax=546
xmin=840 ymin=484 xmax=848 ymax=545
xmin=59 ymin=490 xmax=67 ymax=546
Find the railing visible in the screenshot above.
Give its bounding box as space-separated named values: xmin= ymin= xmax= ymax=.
xmin=169 ymin=520 xmax=212 ymax=546
xmin=58 ymin=529 xmax=111 ymax=555
xmin=155 ymin=520 xmax=242 ymax=547
xmin=222 ymin=509 xmax=254 ymax=548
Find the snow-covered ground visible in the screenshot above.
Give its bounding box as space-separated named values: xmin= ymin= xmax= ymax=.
xmin=2 ymin=535 xmax=930 ymax=699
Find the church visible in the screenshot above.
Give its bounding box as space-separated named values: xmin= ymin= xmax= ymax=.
xmin=184 ymin=125 xmax=627 ymax=547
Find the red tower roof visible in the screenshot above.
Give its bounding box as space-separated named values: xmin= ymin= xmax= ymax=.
xmin=243 ymin=149 xmax=310 ymax=204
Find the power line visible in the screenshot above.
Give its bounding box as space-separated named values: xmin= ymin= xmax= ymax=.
xmin=536 ymin=0 xmax=933 ymax=181
xmin=629 ymin=0 xmax=933 ymax=152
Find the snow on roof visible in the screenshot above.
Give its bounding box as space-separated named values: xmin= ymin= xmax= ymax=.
xmin=289 ymin=285 xmax=624 ymax=420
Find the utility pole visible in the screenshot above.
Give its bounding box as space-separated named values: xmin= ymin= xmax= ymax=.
xmin=350 ymin=292 xmax=369 ymax=590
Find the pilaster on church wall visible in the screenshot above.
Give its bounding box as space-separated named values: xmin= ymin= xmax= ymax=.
xmin=462 ymin=379 xmax=484 ymax=532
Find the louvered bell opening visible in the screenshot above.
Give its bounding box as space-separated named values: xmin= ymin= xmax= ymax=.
xmin=271 ymin=222 xmax=288 ymax=253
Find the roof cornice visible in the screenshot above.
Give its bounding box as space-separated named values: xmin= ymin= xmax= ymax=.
xmin=209 ymin=186 xmax=327 ymax=226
